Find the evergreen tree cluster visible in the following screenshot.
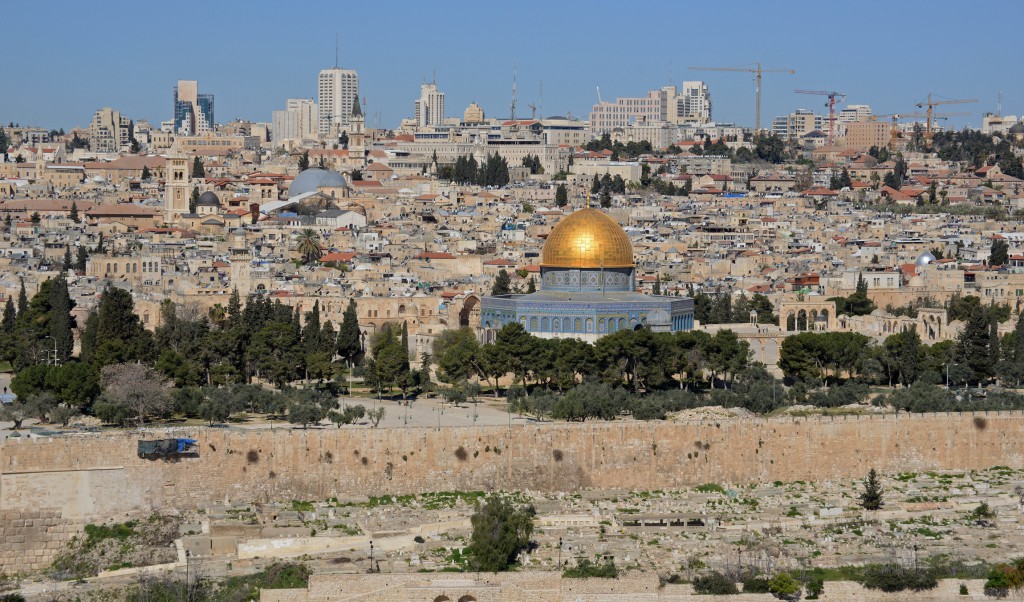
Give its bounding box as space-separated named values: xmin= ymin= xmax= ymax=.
xmin=691 ymin=290 xmax=777 ymax=325
xmin=521 ymin=154 xmax=543 ymax=175
xmin=583 ymin=133 xmax=653 ymax=158
xmin=441 ymin=153 xmax=510 ymax=186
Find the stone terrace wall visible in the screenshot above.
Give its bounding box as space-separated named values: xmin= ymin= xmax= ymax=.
xmin=0 ymin=510 xmax=80 ymax=574
xmin=3 ymin=411 xmax=1022 ymax=523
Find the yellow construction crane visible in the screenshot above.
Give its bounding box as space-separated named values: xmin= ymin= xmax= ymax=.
xmin=689 ymin=63 xmax=795 ymax=132
xmin=875 ymin=112 xmax=968 ymax=151
xmin=915 ymin=94 xmax=977 ymax=144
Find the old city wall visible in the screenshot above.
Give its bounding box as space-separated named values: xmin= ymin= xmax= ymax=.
xmin=1 ymin=411 xmax=1023 ymax=572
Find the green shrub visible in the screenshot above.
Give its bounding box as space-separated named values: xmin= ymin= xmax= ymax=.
xmin=692 ymin=571 xmax=738 ymax=595
xmin=806 ymin=577 xmax=824 ymax=599
xmin=695 ymin=483 xmax=726 ymax=495
xmin=741 ymin=576 xmax=771 ymax=593
xmin=860 ymin=564 xmax=938 ymax=592
xmin=563 ymin=558 xmax=618 ymax=579
xmin=768 ymin=573 xmax=802 ymax=600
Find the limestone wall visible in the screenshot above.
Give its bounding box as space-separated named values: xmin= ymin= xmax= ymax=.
xmin=0 ymin=510 xmax=80 ymax=574
xmin=261 ymin=572 xmax=991 ymax=601
xmin=2 ymin=411 xmax=1023 ymax=573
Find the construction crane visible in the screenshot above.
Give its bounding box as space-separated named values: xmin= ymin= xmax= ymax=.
xmin=875 ymin=112 xmax=968 ymax=151
xmin=689 ymin=63 xmax=795 ymax=132
xmin=915 ymin=94 xmax=977 ymax=145
xmin=794 ymin=89 xmax=846 ymax=145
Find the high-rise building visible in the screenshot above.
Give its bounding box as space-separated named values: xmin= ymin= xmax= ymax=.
xmin=680 ymin=81 xmax=712 ymax=124
xmin=318 ymin=68 xmax=359 ymax=138
xmin=173 ymin=80 xmax=214 ymax=135
xmin=414 ymin=83 xmax=445 ymax=127
xmin=89 ymin=107 xmax=134 ymax=153
xmin=287 ymin=99 xmax=318 ymax=139
xmin=272 ymin=99 xmax=318 ymax=145
xmin=271 ymin=110 xmax=298 ymax=145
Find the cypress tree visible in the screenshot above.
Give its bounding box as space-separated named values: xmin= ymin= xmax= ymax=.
xmin=49 ymin=273 xmax=75 ymax=361
xmin=492 ymin=270 xmax=512 ymax=296
xmin=62 ymin=245 xmax=72 ymax=271
xmin=401 ymin=321 xmax=410 ymax=370
xmin=75 ymin=246 xmax=88 ymax=272
xmin=17 ymin=278 xmax=27 ymax=314
xmin=226 ymin=288 xmax=242 ymax=329
xmin=191 ymin=156 xmax=205 ymax=178
xmin=95 ymin=233 xmax=105 ymax=254
xmin=190 ymin=187 xmax=199 ymax=214
xmin=302 ymin=300 xmax=322 ymax=353
xmin=653 ymin=274 xmax=662 ymax=295
xmin=337 ymin=299 xmax=361 ymax=363
xmin=2 ymin=297 xmax=15 ymax=333
xmin=69 ymin=201 xmax=79 ymax=223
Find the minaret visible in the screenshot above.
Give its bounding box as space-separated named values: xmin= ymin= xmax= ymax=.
xmin=164 ymin=156 xmax=190 ymax=223
xmin=349 ymin=96 xmax=365 ymax=167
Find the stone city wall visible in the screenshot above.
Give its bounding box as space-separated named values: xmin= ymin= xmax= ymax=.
xmin=2 ymin=411 xmax=1023 ymax=572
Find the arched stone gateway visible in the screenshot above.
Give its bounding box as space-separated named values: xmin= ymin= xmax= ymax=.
xmin=778 ymin=298 xmax=836 ymax=332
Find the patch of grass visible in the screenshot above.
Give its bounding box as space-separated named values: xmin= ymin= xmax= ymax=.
xmin=695 ymin=483 xmax=726 ymax=495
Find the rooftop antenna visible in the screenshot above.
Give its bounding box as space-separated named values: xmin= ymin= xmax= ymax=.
xmin=998 ymin=91 xmax=1003 ymax=117
xmin=510 ymin=62 xmax=517 ymax=121
xmin=334 ymin=33 xmax=339 ymax=69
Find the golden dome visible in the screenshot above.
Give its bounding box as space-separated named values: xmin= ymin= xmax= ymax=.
xmin=541 ymin=208 xmax=633 ymax=269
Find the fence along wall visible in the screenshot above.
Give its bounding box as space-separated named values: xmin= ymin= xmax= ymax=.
xmin=2 ymin=412 xmax=1021 ymax=523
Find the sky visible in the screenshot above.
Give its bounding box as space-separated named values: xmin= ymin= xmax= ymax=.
xmin=2 ymin=0 xmax=1021 ymax=132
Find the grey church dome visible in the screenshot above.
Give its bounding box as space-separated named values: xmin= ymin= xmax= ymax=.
xmin=289 ymin=168 xmax=347 ymax=198
xmin=196 ymin=191 xmax=220 ymax=207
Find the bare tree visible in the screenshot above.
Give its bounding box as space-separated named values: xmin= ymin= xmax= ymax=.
xmin=99 ymin=364 xmax=171 ymax=425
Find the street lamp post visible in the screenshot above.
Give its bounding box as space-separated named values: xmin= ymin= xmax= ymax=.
xmin=43 ymin=335 xmax=58 ymax=366
xmin=558 ymin=537 xmax=562 ymax=568
xmin=369 ymin=539 xmax=374 ymax=573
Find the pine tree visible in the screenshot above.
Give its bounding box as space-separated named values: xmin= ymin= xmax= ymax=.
xmin=191 ymin=156 xmax=205 ymax=178
xmin=95 ymin=233 xmax=105 ymax=254
xmin=527 ymin=277 xmax=536 ymax=293
xmin=492 ymin=269 xmax=512 ymax=295
xmin=141 ymin=165 xmax=151 ymax=180
xmin=653 ymin=274 xmax=662 ymax=295
xmin=69 ymin=201 xmax=79 ymax=223
xmin=337 ymin=299 xmax=361 ymax=363
xmin=591 ymin=175 xmax=600 ymax=194
xmin=298 ymin=150 xmax=310 ymax=171
xmin=599 ymin=187 xmax=611 ymax=208
xmin=860 ymin=468 xmax=884 ymax=510
xmin=190 ymin=187 xmax=199 ymax=214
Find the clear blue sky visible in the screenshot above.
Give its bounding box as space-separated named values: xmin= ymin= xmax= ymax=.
xmin=2 ymin=0 xmax=1019 ymax=132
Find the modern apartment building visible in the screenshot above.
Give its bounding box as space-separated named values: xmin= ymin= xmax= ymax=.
xmin=589 ymin=90 xmax=667 ymax=136
xmin=843 ymin=119 xmax=891 ymax=151
xmin=680 ymin=81 xmax=712 ymax=124
xmin=414 ymin=83 xmax=445 ymax=127
xmin=772 ymin=109 xmax=824 ymax=139
xmin=172 ymin=80 xmax=214 ymax=135
xmin=89 ymin=107 xmax=134 ymax=153
xmin=318 ymin=68 xmax=359 ymax=138
xmin=837 ymin=104 xmax=873 ymax=123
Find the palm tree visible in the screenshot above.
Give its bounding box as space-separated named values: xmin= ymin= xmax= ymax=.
xmin=294 ymin=229 xmax=323 ymax=264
